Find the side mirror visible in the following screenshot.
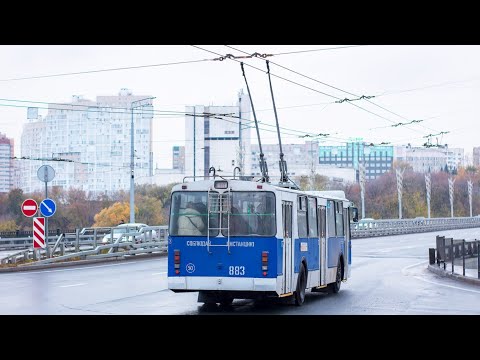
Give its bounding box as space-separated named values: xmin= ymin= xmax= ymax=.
xmin=351 ymin=207 xmax=359 ymax=223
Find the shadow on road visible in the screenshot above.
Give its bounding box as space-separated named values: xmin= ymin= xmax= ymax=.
xmin=194 ymin=290 xmax=333 ymax=314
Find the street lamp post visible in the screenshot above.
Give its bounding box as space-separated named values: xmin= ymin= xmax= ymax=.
xmin=130 ymin=96 xmax=155 ymax=223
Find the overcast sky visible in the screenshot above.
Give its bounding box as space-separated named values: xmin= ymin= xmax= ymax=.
xmin=0 ymin=45 xmax=479 ymax=168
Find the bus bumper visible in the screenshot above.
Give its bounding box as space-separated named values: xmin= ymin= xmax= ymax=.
xmin=168 ymin=276 xmax=277 ymax=292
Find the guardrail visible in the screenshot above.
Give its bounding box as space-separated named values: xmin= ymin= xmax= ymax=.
xmin=3 ymin=217 xmax=480 ymax=266
xmin=0 ymin=225 xmax=169 ymax=266
xmin=351 ymin=216 xmax=480 ymax=238
xmin=429 ymin=235 xmax=480 ymax=279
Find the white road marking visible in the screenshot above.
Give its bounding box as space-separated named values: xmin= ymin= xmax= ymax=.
xmin=59 ymin=283 xmax=86 ymax=288
xmin=402 ymin=260 xmax=480 ymax=294
xmin=151 ymin=272 xmax=167 ymax=275
xmin=2 ymin=258 xmax=165 ymax=275
xmin=412 ymin=276 xmax=480 ymax=294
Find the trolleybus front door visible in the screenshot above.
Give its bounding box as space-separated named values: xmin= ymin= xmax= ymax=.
xmin=282 ymin=201 xmax=293 ymax=294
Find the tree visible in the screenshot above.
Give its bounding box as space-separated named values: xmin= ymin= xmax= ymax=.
xmin=93 ymin=202 xmax=132 ymax=227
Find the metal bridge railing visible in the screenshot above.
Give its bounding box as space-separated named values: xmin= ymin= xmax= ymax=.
xmin=351 ymin=216 xmax=480 ymax=238
xmin=0 ymin=225 xmax=169 ymax=266
xmin=430 ymin=235 xmax=480 ymax=279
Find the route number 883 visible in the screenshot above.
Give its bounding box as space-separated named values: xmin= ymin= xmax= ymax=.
xmin=228 ymin=266 xmax=245 ymax=275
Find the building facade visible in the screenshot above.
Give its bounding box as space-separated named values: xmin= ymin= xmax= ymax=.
xmin=472 ymin=146 xmax=480 ymax=167
xmin=184 ymin=90 xmax=252 ymax=179
xmin=172 ymin=145 xmax=185 ymax=172
xmin=394 ymin=145 xmax=464 ymax=173
xmin=251 ymin=141 xmax=318 ymax=179
xmin=319 ymin=142 xmax=394 ymax=181
xmin=251 ymin=141 xmax=357 ymax=184
xmin=0 ymin=133 xmax=14 ymax=193
xmin=19 ymin=89 xmax=154 ymax=195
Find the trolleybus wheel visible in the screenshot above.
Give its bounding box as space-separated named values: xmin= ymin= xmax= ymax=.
xmin=294 ymin=263 xmax=307 ymax=306
xmin=329 ymin=258 xmax=342 ymax=294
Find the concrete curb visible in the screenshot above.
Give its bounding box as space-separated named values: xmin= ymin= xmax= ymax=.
xmin=0 ymin=252 xmax=168 ymax=273
xmin=427 ymin=264 xmax=480 ymax=286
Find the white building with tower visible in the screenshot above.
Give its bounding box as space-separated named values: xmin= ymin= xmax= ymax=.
xmin=19 ymin=89 xmax=154 ymax=195
xmin=184 ymin=90 xmax=252 ymax=179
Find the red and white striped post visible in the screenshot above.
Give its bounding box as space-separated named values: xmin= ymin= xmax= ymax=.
xmin=33 ymin=217 xmax=46 ymax=249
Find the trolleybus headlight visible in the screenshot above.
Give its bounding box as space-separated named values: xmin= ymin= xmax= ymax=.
xmin=214 ymin=180 xmax=228 ymax=189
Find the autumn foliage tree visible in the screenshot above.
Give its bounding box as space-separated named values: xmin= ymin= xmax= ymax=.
xmin=93 ymin=202 xmax=131 ymax=227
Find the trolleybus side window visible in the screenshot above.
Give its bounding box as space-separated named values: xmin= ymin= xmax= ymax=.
xmin=297 ymin=196 xmax=308 ymax=238
xmin=335 ymin=201 xmax=344 ymax=236
xmin=169 ymin=191 xmax=219 ymax=237
xmin=327 ymin=200 xmax=336 ymax=237
xmin=308 ymin=197 xmax=318 ymax=238
xmin=319 ymin=206 xmax=326 ymax=238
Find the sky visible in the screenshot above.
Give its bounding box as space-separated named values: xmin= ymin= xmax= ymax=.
xmin=0 ymin=45 xmax=479 ymax=169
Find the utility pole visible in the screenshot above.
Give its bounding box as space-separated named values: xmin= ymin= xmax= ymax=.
xmin=237 ymin=90 xmax=244 ymax=177
xmin=468 ymin=179 xmax=473 ymax=217
xmin=359 ymin=163 xmax=366 ymax=219
xmin=396 ymin=168 xmax=405 ymax=219
xmin=448 ymin=176 xmax=456 ymax=218
xmin=193 ymin=107 xmax=196 ymax=181
xmin=425 ymin=173 xmax=431 ymax=218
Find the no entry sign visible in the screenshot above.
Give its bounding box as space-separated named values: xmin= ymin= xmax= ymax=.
xmin=21 ymin=199 xmax=38 ymax=217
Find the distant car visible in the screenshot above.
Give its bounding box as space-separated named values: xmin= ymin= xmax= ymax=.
xmin=357 ymin=218 xmax=376 ymax=229
xmin=414 ymin=216 xmax=426 ymax=225
xmin=101 ymin=223 xmax=157 ymax=244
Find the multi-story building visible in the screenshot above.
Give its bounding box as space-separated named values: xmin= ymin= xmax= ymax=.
xmin=172 ymin=145 xmax=185 ymax=172
xmin=184 ymin=90 xmax=252 ymax=179
xmin=394 ymin=145 xmax=464 ymax=173
xmin=251 ymin=141 xmax=319 ymax=178
xmin=472 ymin=146 xmax=480 ymax=167
xmin=251 ymin=141 xmax=356 ymax=184
xmin=0 ymin=132 xmax=14 ymax=193
xmin=319 ymin=142 xmax=394 ymax=181
xmin=19 ymin=89 xmax=154 ymax=195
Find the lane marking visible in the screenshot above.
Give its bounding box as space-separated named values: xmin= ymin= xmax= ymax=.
xmin=2 ymin=258 xmax=166 ymax=275
xmin=402 ymin=260 xmax=480 ymax=294
xmin=412 ymin=276 xmax=480 ymax=294
xmin=59 ymin=283 xmax=86 ymax=288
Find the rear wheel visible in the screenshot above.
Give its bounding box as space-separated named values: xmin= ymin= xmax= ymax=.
xmin=329 ymin=259 xmax=342 ymax=294
xmin=294 ymin=263 xmax=307 ymax=306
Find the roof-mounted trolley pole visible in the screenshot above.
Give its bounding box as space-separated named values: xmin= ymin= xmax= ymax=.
xmin=266 ymin=60 xmax=288 ymax=184
xmin=240 ymin=62 xmax=269 ymax=183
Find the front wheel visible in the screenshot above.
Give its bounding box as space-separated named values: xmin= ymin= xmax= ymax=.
xmin=294 ymin=263 xmax=307 ymax=306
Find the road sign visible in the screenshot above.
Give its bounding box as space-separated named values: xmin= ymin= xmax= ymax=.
xmin=40 ymin=198 xmax=56 ymax=217
xmin=21 ymin=199 xmax=38 ymax=217
xmin=37 ymin=165 xmax=55 ymax=183
xmin=33 ymin=217 xmax=45 ymax=249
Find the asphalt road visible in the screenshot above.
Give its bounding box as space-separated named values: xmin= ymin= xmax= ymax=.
xmin=1 ymin=228 xmax=479 ymax=314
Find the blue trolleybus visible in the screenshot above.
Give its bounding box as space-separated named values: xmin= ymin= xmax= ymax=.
xmin=167 ymin=178 xmax=358 ymax=306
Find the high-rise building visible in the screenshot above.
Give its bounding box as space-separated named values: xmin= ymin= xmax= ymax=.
xmin=319 ymin=142 xmax=394 ymax=181
xmin=184 ymin=90 xmax=251 ymax=179
xmin=19 ymin=89 xmax=154 ymax=195
xmin=394 ymin=145 xmax=464 ymax=173
xmin=0 ymin=132 xmax=14 ymax=193
xmin=172 ymin=145 xmax=185 ymax=172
